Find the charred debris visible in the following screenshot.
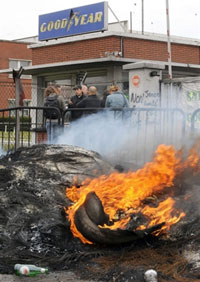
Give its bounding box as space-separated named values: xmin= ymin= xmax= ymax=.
xmin=0 ymin=144 xmax=200 ymax=281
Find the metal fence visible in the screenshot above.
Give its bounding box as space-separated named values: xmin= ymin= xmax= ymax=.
xmin=2 ymin=79 xmax=199 ymax=167
xmin=114 ymin=107 xmax=186 ymax=167
xmin=0 ymin=106 xmax=188 ymax=168
xmin=191 ymin=109 xmax=200 ymax=134
xmin=0 ymin=107 xmax=46 ymax=152
xmin=0 ymin=80 xmax=128 ymax=109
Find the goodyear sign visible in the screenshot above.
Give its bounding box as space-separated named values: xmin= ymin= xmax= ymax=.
xmin=39 ymin=2 xmax=108 ymax=41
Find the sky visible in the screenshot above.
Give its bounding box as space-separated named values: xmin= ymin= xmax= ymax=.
xmin=1 ymin=0 xmax=200 ymax=40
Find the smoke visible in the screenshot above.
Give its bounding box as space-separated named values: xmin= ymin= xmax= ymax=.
xmin=55 ymin=109 xmax=196 ymax=170
xmin=0 ymin=148 xmax=6 ymax=157
xmin=56 ymin=111 xmax=137 ymax=168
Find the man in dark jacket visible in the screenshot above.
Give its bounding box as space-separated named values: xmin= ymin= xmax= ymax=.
xmin=76 ymin=86 xmax=101 ymax=116
xmin=68 ymin=85 xmax=86 ymax=120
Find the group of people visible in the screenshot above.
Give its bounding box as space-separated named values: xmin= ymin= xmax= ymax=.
xmin=67 ymin=84 xmax=101 ymax=121
xmin=66 ymin=84 xmax=129 ymax=121
xmin=43 ymin=83 xmax=129 ymax=141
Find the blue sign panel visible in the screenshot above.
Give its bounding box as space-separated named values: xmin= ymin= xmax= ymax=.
xmin=39 ymin=2 xmax=108 ymax=41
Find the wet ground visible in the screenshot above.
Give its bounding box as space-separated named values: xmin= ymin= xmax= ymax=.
xmin=0 ymin=272 xmax=93 ymax=282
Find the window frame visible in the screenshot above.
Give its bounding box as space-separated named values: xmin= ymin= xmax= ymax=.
xmin=9 ymin=59 xmax=32 ymax=79
xmin=8 ymin=98 xmax=32 ymax=116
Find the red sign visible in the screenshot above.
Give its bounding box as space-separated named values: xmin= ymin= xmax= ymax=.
xmin=132 ymin=75 xmax=140 ymax=87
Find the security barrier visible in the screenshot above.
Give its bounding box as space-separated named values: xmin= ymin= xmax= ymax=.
xmin=0 ymin=107 xmax=187 ymax=169
xmin=191 ymin=109 xmax=200 ymax=132
xmin=62 ymin=107 xmax=186 ymax=167
xmin=0 ymin=106 xmax=61 ymax=152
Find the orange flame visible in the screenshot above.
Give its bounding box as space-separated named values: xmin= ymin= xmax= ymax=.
xmin=66 ymin=143 xmax=200 ymax=244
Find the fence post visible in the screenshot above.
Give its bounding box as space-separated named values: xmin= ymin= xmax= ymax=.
xmin=13 ymin=66 xmax=24 ymax=150
xmin=15 ymin=78 xmax=20 ymax=150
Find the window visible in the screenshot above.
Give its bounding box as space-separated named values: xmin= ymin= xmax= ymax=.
xmin=8 ymin=99 xmax=32 ymax=116
xmin=22 ymin=99 xmax=32 ymax=116
xmin=9 ymin=59 xmax=32 ymax=79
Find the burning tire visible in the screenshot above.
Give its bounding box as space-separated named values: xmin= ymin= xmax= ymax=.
xmin=74 ymin=192 xmax=163 ymax=245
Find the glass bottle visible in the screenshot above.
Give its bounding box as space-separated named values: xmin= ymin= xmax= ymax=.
xmin=14 ymin=264 xmax=48 ymax=277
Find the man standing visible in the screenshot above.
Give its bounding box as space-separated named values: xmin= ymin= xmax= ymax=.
xmin=68 ymin=85 xmax=86 ymax=121
xmin=76 ymin=86 xmax=101 ymax=116
xmin=81 ymin=84 xmax=88 ymax=96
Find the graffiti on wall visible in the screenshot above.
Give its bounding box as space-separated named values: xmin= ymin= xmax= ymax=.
xmin=130 ymin=90 xmax=161 ymax=108
xmin=184 ymin=90 xmax=200 ymax=123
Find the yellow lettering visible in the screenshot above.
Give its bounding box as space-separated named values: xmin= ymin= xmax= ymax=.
xmin=80 ymin=15 xmax=87 ymax=25
xmin=40 ymin=23 xmax=47 ymax=32
xmin=87 ymin=13 xmax=94 ymax=24
xmin=54 ymin=20 xmax=61 ymax=30
xmin=94 ymin=12 xmax=103 ymax=23
xmin=67 ymin=14 xmax=76 ymax=31
xmin=74 ymin=16 xmax=81 ymax=26
xmin=61 ymin=18 xmax=68 ymax=28
xmin=47 ymin=21 xmax=54 ymax=31
xmin=40 ymin=10 xmax=103 ymax=34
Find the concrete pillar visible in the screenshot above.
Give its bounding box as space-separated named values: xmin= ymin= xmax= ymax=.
xmin=123 ymin=62 xmax=165 ymax=108
xmin=31 ymin=76 xmax=46 ymax=145
xmin=107 ymin=65 xmax=123 ymax=88
xmin=31 ymin=76 xmax=45 ymax=107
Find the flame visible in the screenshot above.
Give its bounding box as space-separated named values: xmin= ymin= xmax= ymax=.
xmin=184 ymin=141 xmax=200 ymax=170
xmin=139 ymin=197 xmax=185 ymax=235
xmin=66 ymin=143 xmax=200 ymax=244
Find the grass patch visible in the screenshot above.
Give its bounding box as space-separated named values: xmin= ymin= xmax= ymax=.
xmin=0 ymin=131 xmax=32 ymax=141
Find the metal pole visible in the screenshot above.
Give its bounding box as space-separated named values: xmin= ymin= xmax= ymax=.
xmin=108 ymin=4 xmax=126 ymax=32
xmin=130 ymin=11 xmax=132 ymax=33
xmin=13 ymin=66 xmax=24 ymax=150
xmin=166 ymin=0 xmax=172 ymax=79
xmin=15 ymin=78 xmax=20 ymax=150
xmin=141 ymin=0 xmax=144 ymax=34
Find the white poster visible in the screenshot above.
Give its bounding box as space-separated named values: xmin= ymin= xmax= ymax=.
xmin=180 ymin=82 xmax=200 ymax=124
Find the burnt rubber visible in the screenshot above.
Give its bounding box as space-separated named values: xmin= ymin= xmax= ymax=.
xmin=74 ymin=192 xmax=164 ymax=245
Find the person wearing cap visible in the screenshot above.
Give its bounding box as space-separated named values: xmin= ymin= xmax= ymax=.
xmin=68 ymin=85 xmax=86 ymax=121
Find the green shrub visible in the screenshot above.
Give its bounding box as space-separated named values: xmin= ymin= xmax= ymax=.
xmin=0 ymin=116 xmax=31 ymax=123
xmin=0 ymin=116 xmax=31 ymax=131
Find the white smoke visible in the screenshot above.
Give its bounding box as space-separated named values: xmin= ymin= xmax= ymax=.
xmin=0 ymin=148 xmax=6 ymax=157
xmin=55 ymin=109 xmax=192 ymax=169
xmin=56 ymin=111 xmax=137 ymax=168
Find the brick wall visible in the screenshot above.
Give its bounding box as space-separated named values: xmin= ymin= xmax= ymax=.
xmin=0 ymin=41 xmax=32 ymax=108
xmin=32 ymin=36 xmax=200 ymax=66
xmin=124 ymin=38 xmax=200 ymax=64
xmin=32 ymin=36 xmax=121 ymax=65
xmin=0 ymin=41 xmax=32 ymax=77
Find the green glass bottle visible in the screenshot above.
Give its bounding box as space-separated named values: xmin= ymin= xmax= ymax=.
xmin=14 ymin=264 xmax=48 ymax=277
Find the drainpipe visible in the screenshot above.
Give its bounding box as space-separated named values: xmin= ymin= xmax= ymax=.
xmin=120 ymin=37 xmax=124 ymax=57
